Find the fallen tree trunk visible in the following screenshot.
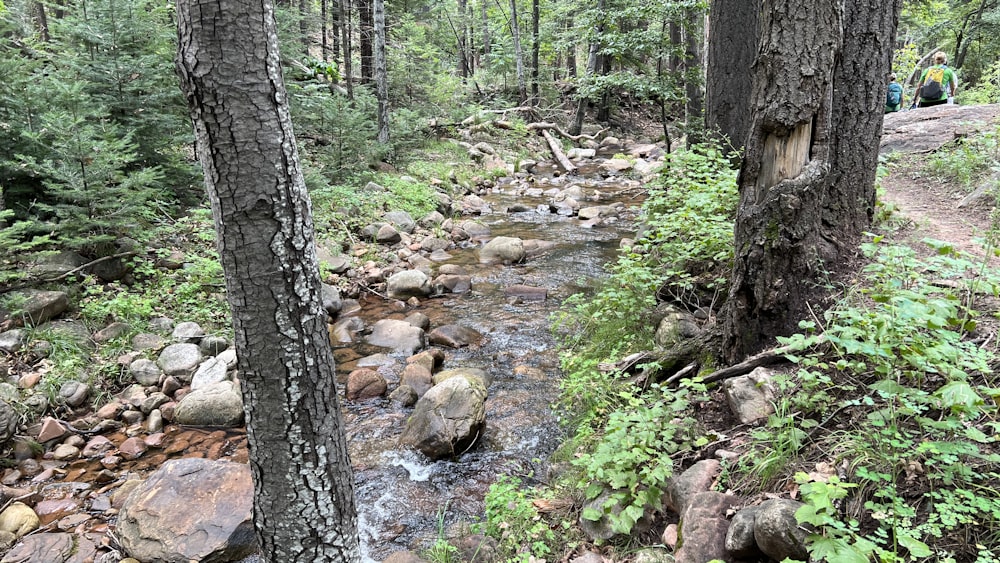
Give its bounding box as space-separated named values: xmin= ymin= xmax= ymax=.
xmin=527 ymin=122 xmax=607 ymax=143
xmin=542 ymin=129 xmax=577 ymax=173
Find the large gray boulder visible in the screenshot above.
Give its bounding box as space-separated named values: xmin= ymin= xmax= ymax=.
xmin=753 ymin=499 xmax=809 ymax=561
xmin=386 ymin=270 xmax=431 ymax=300
xmin=173 ymin=381 xmax=244 ymax=427
xmin=479 ymin=237 xmax=525 ymax=264
xmin=384 ymin=211 xmax=416 ymax=233
xmin=399 ymin=376 xmax=487 ymax=459
xmin=116 ymin=458 xmax=255 ymax=563
xmin=190 ymin=357 xmax=230 ymax=391
xmin=366 ymin=319 xmax=426 ymax=356
xmin=157 ymin=343 xmax=203 ymax=381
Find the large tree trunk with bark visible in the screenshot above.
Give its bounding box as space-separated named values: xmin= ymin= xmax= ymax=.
xmin=175 ymin=0 xmax=361 ymax=561
xmin=722 ymin=0 xmax=899 ymax=362
xmin=705 ymin=0 xmax=759 ymax=149
xmin=684 ymin=8 xmax=705 ymax=147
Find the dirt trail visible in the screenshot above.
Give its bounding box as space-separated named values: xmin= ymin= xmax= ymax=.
xmin=879 ymin=104 xmax=998 ymax=261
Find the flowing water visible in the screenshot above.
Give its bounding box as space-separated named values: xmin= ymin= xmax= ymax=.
xmin=340 ymin=164 xmax=646 ymax=560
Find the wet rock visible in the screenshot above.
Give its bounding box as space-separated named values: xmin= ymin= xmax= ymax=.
xmin=119 ymin=437 xmax=148 ymax=460
xmin=674 ymin=491 xmax=737 ymax=563
xmin=140 ymin=392 xmax=170 ymax=415
xmin=129 ymin=358 xmax=162 ymax=387
xmin=724 ymin=367 xmax=778 ymax=425
xmin=93 ymin=322 xmax=129 ymax=343
xmin=58 ymin=381 xmax=89 ymax=408
xmin=331 ymin=317 xmax=365 ymax=344
xmin=366 ymin=319 xmax=426 ymax=356
xmin=321 ymin=283 xmax=343 ymax=316
xmin=419 ymin=236 xmax=450 ymax=252
xmin=173 ymin=381 xmax=244 ymax=428
xmin=461 ymin=195 xmax=491 ymax=215
xmin=198 ymin=335 xmax=229 ymax=356
xmin=407 ymin=349 xmax=443 ymax=372
xmin=172 ymin=321 xmax=206 ymax=343
xmin=432 ymin=368 xmax=490 ymax=389
xmin=157 ymin=343 xmax=203 ymax=381
xmin=82 ymin=436 xmax=113 ymax=458
xmin=399 ymin=376 xmax=487 ymax=460
xmin=146 ymin=410 xmax=164 ymax=433
xmin=599 ymin=158 xmax=633 ymax=174
xmin=433 ymin=274 xmax=472 ymax=294
xmin=190 ymin=357 xmax=230 ymax=391
xmin=389 ymin=385 xmax=417 ymax=408
xmin=479 ymin=236 xmax=525 ymax=264
xmin=403 ymin=313 xmax=430 ymax=332
xmin=386 ymin=270 xmax=431 ymax=300
xmin=503 ymin=285 xmax=547 ymax=301
xmin=456 ymin=219 xmax=490 ymax=239
xmin=116 ymin=458 xmax=255 ymax=563
xmin=0 ymin=502 xmax=39 ymax=537
xmin=427 ymin=325 xmax=483 ymax=348
xmin=0 ymin=330 xmax=27 ymax=353
xmin=346 ymin=369 xmax=388 ymax=401
xmin=418 ymin=211 xmax=445 ymax=228
xmin=0 ymin=290 xmax=68 ymax=327
xmin=36 ymin=418 xmax=68 ymax=443
xmin=753 ymin=499 xmax=809 ymax=561
xmin=400 ymin=364 xmax=433 ymax=398
xmin=664 ymin=459 xmax=721 ymax=513
xmin=0 ymin=531 xmax=96 ymax=563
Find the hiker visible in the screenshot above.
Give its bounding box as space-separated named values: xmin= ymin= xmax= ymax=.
xmin=915 ymin=51 xmax=957 ymax=108
xmin=885 ymin=73 xmax=903 ymax=113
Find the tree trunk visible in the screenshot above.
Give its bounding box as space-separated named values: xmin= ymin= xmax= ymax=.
xmin=480 ymin=0 xmax=491 ymax=61
xmin=565 ymin=17 xmax=576 ymax=78
xmin=510 ymin=0 xmax=527 ymax=105
xmin=175 ymin=0 xmax=361 ymax=561
xmin=358 ymin=0 xmax=373 ymax=82
xmin=705 ymin=0 xmax=759 ymax=150
xmin=299 ymin=0 xmax=311 ymax=55
xmin=322 ymin=0 xmax=329 ymax=61
xmin=571 ymin=0 xmax=604 ymax=136
xmin=531 ymin=0 xmax=539 ymax=104
xmin=341 ymin=0 xmax=354 ymax=97
xmin=374 ymin=0 xmax=389 ymax=144
xmin=457 ymin=0 xmax=470 ymax=78
xmin=722 ymin=0 xmax=899 ymax=361
xmin=35 ymin=2 xmax=50 ymax=42
xmin=684 ymin=8 xmax=704 ymax=147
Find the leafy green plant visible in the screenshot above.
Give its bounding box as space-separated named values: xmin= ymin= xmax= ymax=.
xmin=480 ymin=475 xmax=561 ymax=563
xmin=575 ymin=383 xmax=700 ymax=535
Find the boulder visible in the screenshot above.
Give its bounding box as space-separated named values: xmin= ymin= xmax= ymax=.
xmin=173 ymin=381 xmax=244 ymax=428
xmin=674 ymin=491 xmax=737 ymax=563
xmin=723 ymin=367 xmax=779 ymax=425
xmin=0 ymin=532 xmax=97 ymax=563
xmin=190 ymin=357 xmax=230 ymax=391
xmin=376 ymin=224 xmax=402 ymax=244
xmin=0 ymin=503 xmax=39 ymax=538
xmin=346 ymin=369 xmax=388 ymax=401
xmin=129 ymin=358 xmax=163 ymax=387
xmin=399 ymin=376 xmax=487 ymax=459
xmin=400 ymin=364 xmax=433 ymax=398
xmin=386 ymin=270 xmax=431 ymax=300
xmin=664 ymin=460 xmax=721 ymax=513
xmin=753 ymin=499 xmax=809 ymax=562
xmin=427 ymin=325 xmax=483 ymax=348
xmin=0 ymin=330 xmax=27 ymax=354
xmin=431 ymin=367 xmax=490 ymax=389
xmin=384 ymin=211 xmax=416 ymax=233
xmin=92 ymin=322 xmax=129 ymax=343
xmin=0 ymin=400 xmax=18 ymax=444
xmin=0 ymin=290 xmax=68 ymax=327
xmin=433 ymin=274 xmax=472 ymax=294
xmin=724 ymin=505 xmax=762 ymax=558
xmin=198 ymin=335 xmax=229 ymax=356
xmin=172 ymin=321 xmax=206 ymax=343
xmin=157 ymin=343 xmax=203 ymax=381
xmin=479 ymin=237 xmax=525 ymax=264
xmin=321 ymin=283 xmax=343 ymax=315
xmin=116 ymin=458 xmax=255 ymax=563
xmin=366 ymin=319 xmax=426 ymax=356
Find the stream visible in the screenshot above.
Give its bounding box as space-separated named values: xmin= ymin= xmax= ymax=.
xmin=339 ymin=160 xmax=647 ymax=560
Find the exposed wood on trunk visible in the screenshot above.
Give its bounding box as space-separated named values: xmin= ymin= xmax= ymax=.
xmin=541 ymin=129 xmax=576 ymax=173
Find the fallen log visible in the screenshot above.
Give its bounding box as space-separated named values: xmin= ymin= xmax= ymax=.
xmin=542 ymin=129 xmax=577 ymax=174
xmin=526 ymin=122 xmax=607 ymax=143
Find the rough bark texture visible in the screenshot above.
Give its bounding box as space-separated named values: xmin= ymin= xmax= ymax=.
xmin=705 ymin=0 xmax=759 ymax=149
xmin=723 ymin=0 xmax=900 ymax=361
xmin=175 ymin=1 xmax=361 ymax=561
xmin=358 ymin=0 xmax=373 ymax=82
xmin=684 ymin=8 xmax=705 ymax=147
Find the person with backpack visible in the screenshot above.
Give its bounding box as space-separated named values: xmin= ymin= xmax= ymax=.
xmin=915 ymin=51 xmax=957 ymax=108
xmin=885 ymin=73 xmax=903 ymax=113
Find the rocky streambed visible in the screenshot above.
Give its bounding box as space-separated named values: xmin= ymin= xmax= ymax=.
xmin=0 ymin=139 xmax=664 ymax=562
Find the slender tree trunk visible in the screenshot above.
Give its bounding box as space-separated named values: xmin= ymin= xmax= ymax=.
xmin=566 ymin=17 xmax=576 ymax=78
xmin=374 ymin=0 xmax=389 ymax=144
xmin=299 ymin=0 xmax=311 ymax=55
xmin=175 ymin=0 xmax=361 ymax=560
xmin=480 ymin=0 xmax=491 ymax=62
xmin=35 ymin=2 xmax=50 ymax=42
xmin=358 ymin=0 xmax=373 ymax=82
xmin=331 ymin=0 xmax=340 ymax=64
xmin=341 ymin=0 xmax=354 ymax=97
xmin=531 ymin=0 xmax=539 ymax=104
xmin=322 ymin=0 xmax=330 ymax=62
xmin=510 ymin=0 xmax=527 ymax=104
xmin=684 ymin=8 xmax=705 ymax=147
xmin=705 ymin=0 xmax=759 ymax=150
xmin=955 ymin=0 xmax=989 ymax=68
xmin=571 ymin=0 xmax=604 ymax=136
xmin=457 ymin=0 xmax=470 ymax=78
xmin=722 ymin=0 xmax=900 ymax=361
xmin=595 ymin=54 xmax=611 ymax=122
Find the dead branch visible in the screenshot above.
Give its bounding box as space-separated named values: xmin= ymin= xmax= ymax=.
xmin=1 ymin=251 xmax=139 ymax=295
xmin=698 ymin=336 xmax=826 ymax=385
xmin=541 ymin=129 xmax=577 ymax=174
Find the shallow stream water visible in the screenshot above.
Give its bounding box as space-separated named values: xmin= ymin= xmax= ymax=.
xmin=341 ymin=164 xmax=645 ymax=560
